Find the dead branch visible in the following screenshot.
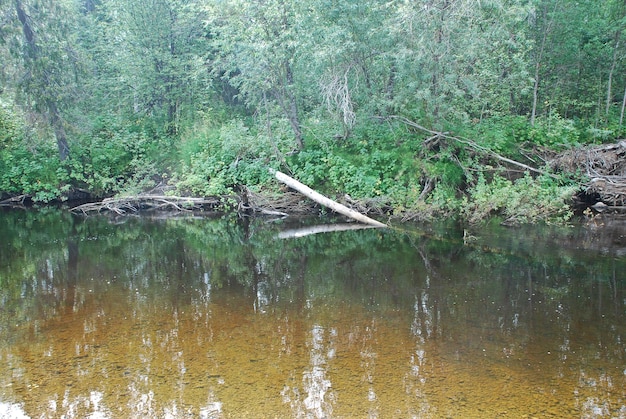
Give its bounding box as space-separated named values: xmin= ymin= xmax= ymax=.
xmin=386 ymin=115 xmax=558 ymax=179
xmin=246 ymin=189 xmax=315 ymax=215
xmin=70 ymin=195 xmax=222 ymax=215
xmin=551 ymin=141 xmax=626 ymax=207
xmin=419 ymin=178 xmax=437 ymax=201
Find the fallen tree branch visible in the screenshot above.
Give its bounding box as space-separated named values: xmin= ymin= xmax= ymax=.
xmin=70 ymin=195 xmax=222 ymax=215
xmin=0 ymin=194 xmax=30 ymax=207
xmin=270 ymin=169 xmax=387 ymax=228
xmin=386 ymin=115 xmax=559 ymax=179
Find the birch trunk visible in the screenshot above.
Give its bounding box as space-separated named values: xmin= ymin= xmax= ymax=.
xmin=270 ymin=169 xmax=387 ymax=228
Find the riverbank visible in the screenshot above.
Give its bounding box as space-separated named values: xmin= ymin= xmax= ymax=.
xmin=1 ymin=117 xmax=625 ymax=226
xmin=0 ymin=165 xmax=619 ymax=228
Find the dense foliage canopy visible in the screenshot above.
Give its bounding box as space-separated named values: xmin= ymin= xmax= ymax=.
xmin=0 ymin=0 xmax=624 ymax=222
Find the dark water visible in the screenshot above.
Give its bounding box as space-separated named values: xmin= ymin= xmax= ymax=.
xmin=0 ymin=209 xmax=625 ymax=418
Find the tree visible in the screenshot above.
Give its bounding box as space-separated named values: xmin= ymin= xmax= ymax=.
xmin=604 ymin=0 xmax=626 ymax=118
xmin=390 ymin=0 xmax=533 ymax=126
xmin=526 ymin=0 xmax=620 ymax=124
xmin=306 ymin=0 xmax=395 ymax=138
xmin=10 ymin=0 xmax=82 ymax=160
xmin=528 ymin=0 xmax=556 ymax=126
xmin=207 ymin=0 xmax=305 ymax=150
xmin=92 ymin=0 xmax=211 ymax=134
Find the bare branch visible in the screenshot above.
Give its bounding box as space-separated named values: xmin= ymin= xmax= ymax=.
xmin=386 ymin=115 xmax=559 ymax=179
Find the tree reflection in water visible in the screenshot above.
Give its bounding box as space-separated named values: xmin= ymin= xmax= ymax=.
xmin=295 ymin=324 xmax=335 ymax=418
xmin=406 ymin=291 xmax=432 ymax=417
xmin=0 ymin=210 xmax=625 ymax=417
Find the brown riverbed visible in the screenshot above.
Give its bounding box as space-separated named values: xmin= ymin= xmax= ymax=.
xmin=0 ymin=210 xmax=624 ymax=418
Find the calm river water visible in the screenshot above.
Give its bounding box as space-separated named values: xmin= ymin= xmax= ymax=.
xmin=0 ymin=209 xmax=624 ymax=418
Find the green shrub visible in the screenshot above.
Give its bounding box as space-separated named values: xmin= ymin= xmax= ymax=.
xmin=0 ymin=145 xmax=65 ymax=202
xmin=173 ymin=118 xmax=283 ymax=196
xmin=529 ymin=115 xmax=580 ymax=149
xmin=0 ymin=102 xmax=22 ymax=149
xmin=462 ymin=174 xmax=575 ymax=224
xmin=67 ymin=118 xmax=159 ymax=197
xmin=467 ymin=115 xmax=532 ymax=156
xmin=427 ymin=183 xmax=463 ymax=215
xmin=0 ymin=103 xmax=66 ymax=202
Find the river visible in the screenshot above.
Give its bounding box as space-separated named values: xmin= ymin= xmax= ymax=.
xmin=0 ymin=209 xmax=624 ymax=418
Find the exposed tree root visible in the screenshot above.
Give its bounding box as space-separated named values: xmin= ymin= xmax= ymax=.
xmin=70 ymin=190 xmax=319 ymax=218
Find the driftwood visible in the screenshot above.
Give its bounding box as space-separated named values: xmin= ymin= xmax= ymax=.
xmin=551 ymin=140 xmax=626 ymax=209
xmin=70 ymin=195 xmax=221 ymax=215
xmin=0 ymin=194 xmax=30 ymax=207
xmin=270 ymin=169 xmax=388 ymax=228
xmin=277 ymin=223 xmax=378 ymax=239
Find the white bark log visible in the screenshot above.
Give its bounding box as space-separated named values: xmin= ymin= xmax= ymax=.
xmin=270 ymin=169 xmax=387 ymax=228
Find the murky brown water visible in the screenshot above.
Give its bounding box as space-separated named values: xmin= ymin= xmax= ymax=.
xmin=0 ymin=210 xmax=625 ymax=418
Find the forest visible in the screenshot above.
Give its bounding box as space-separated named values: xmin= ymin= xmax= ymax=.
xmin=1 ymin=0 xmax=625 ymax=223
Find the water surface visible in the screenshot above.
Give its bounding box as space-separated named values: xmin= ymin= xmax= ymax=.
xmin=0 ymin=209 xmax=624 ymax=418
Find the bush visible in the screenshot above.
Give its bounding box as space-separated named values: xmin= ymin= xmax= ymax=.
xmin=67 ymin=117 xmax=159 ymax=197
xmin=0 ymin=145 xmax=65 ymax=202
xmin=529 ymin=115 xmax=580 ymax=149
xmin=173 ymin=119 xmax=283 ymax=196
xmin=466 ymin=115 xmax=532 ymax=156
xmin=462 ymin=174 xmax=575 ymax=224
xmin=0 ymin=103 xmax=66 ymax=202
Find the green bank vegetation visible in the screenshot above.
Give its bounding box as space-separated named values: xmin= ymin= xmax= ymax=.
xmin=1 ymin=0 xmax=625 ymax=223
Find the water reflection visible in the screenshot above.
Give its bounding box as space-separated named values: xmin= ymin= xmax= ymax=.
xmin=281 ymin=324 xmax=336 ymax=418
xmin=0 ymin=210 xmax=625 ymax=417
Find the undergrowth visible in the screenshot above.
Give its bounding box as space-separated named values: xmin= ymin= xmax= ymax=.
xmin=0 ymin=104 xmax=607 ymax=223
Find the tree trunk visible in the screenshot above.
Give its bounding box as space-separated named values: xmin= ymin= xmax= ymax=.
xmin=531 ymin=1 xmax=556 ymax=126
xmin=49 ymin=101 xmax=70 ymax=161
xmin=531 ymin=61 xmax=540 ymax=126
xmin=288 ymin=94 xmax=303 ymax=149
xmin=619 ymin=89 xmax=626 ymax=127
xmin=280 ymin=63 xmax=303 ymax=150
xmin=270 ymin=169 xmax=387 ymax=228
xmin=15 ymin=0 xmax=70 ymax=160
xmin=15 ymin=0 xmax=36 ymax=51
xmin=606 ymin=35 xmax=620 ymax=117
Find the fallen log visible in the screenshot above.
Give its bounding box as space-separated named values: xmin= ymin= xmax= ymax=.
xmin=270 ymin=168 xmax=387 ymax=228
xmin=0 ymin=194 xmax=30 ymax=207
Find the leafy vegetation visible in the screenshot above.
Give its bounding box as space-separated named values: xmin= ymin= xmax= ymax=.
xmin=1 ymin=0 xmax=625 ymax=223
